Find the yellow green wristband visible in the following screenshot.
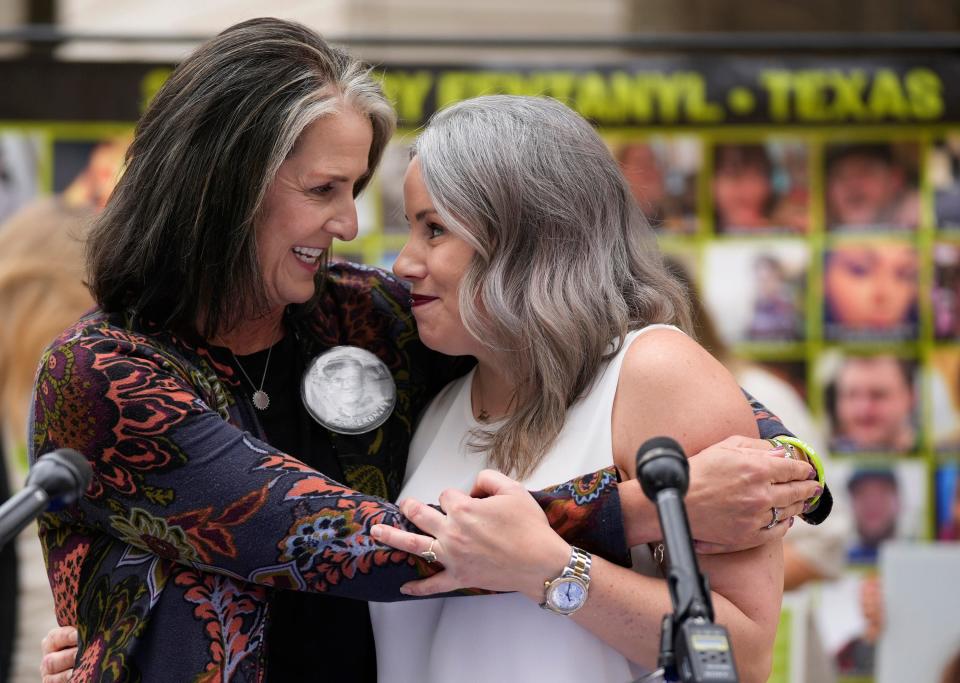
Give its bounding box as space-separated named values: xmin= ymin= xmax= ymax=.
xmin=769 ymin=435 xmax=825 ymax=509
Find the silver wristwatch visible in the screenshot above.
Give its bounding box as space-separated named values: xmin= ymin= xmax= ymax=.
xmin=540 ymin=546 xmax=592 ymax=615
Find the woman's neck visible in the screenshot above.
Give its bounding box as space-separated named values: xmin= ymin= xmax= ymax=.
xmin=471 ymin=360 xmax=517 ymax=422
xmin=211 ymin=309 xmax=285 ymax=355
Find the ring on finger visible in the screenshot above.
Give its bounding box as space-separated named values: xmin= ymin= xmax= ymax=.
xmin=765 ymin=506 xmax=781 ymax=530
xmin=767 ymin=437 xmax=797 ymax=459
xmin=421 ymin=538 xmax=438 ymax=563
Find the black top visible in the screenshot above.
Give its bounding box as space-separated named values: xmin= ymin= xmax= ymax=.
xmin=235 ymin=334 xmax=377 ymax=682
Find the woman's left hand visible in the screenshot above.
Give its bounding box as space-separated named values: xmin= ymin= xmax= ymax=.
xmin=371 ymin=469 xmax=570 ymax=599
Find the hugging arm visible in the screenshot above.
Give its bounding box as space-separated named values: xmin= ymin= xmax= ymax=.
xmin=571 ymin=328 xmax=783 ymax=682
xmin=33 ymin=331 xmax=627 ymax=604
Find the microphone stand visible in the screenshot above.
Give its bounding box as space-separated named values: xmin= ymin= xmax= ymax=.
xmin=635 ymin=437 xmax=739 ymax=683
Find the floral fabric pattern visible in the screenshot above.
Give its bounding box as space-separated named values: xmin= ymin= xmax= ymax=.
xmin=30 ymin=263 xmax=636 ymax=682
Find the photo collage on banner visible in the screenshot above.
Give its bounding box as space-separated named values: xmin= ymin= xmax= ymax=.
xmin=611 ymin=131 xmax=938 ymax=681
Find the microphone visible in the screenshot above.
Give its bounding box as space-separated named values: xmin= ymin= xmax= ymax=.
xmin=0 ymin=449 xmax=91 ymax=550
xmin=637 ymin=436 xmax=738 ymax=683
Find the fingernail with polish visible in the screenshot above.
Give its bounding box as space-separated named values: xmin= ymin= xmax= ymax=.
xmin=802 ymin=501 xmax=811 ymax=513
xmin=789 ymin=517 xmax=795 ymax=527
xmin=814 ymin=487 xmax=823 ymax=497
xmin=808 ymin=468 xmax=818 ymax=480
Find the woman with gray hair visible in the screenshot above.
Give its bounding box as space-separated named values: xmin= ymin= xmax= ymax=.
xmin=370 ymin=95 xmax=795 ymax=682
xmin=36 ymin=18 xmax=820 ymax=683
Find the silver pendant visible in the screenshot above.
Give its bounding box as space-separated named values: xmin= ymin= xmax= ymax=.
xmin=252 ymin=390 xmax=270 ymax=411
xmin=301 ymin=346 xmax=396 ymax=434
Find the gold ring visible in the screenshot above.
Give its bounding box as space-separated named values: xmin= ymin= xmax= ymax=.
xmin=421 ymin=538 xmax=438 ymax=563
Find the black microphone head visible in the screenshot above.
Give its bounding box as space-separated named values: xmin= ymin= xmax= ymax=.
xmin=636 ymin=436 xmax=689 ymax=502
xmin=27 ymin=449 xmax=92 ymax=507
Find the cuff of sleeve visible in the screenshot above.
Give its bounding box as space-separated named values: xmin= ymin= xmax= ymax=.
xmin=534 ymin=467 xmax=631 ymax=568
xmin=769 ymin=435 xmax=834 ymax=526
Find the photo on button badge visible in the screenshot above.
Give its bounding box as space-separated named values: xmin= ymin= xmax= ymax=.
xmin=823 ymin=241 xmax=918 ymax=342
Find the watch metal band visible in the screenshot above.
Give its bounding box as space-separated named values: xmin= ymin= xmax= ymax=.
xmin=567 ymin=546 xmax=592 ymax=584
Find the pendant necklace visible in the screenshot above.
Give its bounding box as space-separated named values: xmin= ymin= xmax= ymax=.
xmin=233 ymin=344 xmax=274 ymax=411
xmin=474 ymin=369 xmax=490 ymax=422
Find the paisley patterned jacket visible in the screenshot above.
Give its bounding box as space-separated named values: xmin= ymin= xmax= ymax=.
xmin=30 ymin=262 xmax=793 ymax=683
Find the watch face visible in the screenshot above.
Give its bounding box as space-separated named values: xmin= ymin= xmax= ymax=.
xmin=548 ymin=578 xmax=587 ymax=613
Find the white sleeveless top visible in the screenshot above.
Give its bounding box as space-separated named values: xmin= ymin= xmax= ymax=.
xmin=369 ymin=325 xmax=680 ymax=683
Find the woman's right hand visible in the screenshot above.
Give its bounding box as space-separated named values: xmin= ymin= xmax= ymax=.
xmin=40 ymin=625 xmax=77 ymax=683
xmin=684 ymin=436 xmax=821 ymax=554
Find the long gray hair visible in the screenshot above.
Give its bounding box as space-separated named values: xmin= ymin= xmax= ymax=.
xmin=414 ymin=95 xmax=692 ymax=478
xmin=87 ymin=18 xmax=396 ymax=338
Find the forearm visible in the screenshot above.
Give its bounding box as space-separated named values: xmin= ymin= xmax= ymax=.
xmin=619 ymin=391 xmax=799 ymax=548
xmin=541 ymin=546 xmax=781 ymax=683
xmin=615 ymin=479 xmax=662 ymax=546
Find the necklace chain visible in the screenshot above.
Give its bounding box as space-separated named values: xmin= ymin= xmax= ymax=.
xmin=473 ymin=369 xmax=518 ymax=423
xmin=474 ymin=369 xmax=490 ymax=422
xmin=233 ymin=344 xmax=274 ymax=411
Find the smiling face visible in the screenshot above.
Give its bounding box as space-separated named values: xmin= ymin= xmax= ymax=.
xmin=256 ymin=104 xmax=372 ymax=315
xmin=392 ymin=157 xmax=481 ymax=358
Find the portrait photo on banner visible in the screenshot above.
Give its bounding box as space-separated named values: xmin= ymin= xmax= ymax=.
xmin=814 ymin=459 xmax=928 ymax=677
xmin=818 ymin=349 xmax=919 ymax=457
xmin=823 ymin=238 xmax=919 ymax=342
xmin=934 ymin=241 xmax=960 ymax=340
xmin=702 ymin=239 xmax=808 ymax=346
xmin=931 ymin=348 xmax=960 ymax=455
xmin=936 ymin=462 xmax=960 ymax=541
xmin=836 ymin=459 xmax=928 ymax=566
xmin=931 ymin=131 xmax=960 ymax=230
xmin=824 ymin=140 xmax=920 ymax=233
xmin=711 ymin=139 xmax=809 ymax=236
xmin=611 ymin=134 xmax=700 ymax=235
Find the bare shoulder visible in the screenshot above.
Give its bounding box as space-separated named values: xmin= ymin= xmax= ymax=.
xmin=612 ymin=327 xmax=758 ymax=477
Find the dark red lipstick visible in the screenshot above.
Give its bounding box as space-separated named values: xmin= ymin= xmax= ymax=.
xmin=410 ymin=294 xmax=439 ymax=307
